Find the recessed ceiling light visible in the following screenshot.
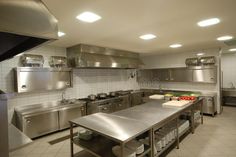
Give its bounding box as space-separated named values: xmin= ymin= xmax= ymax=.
xmin=197 ymin=18 xmax=220 ymax=27
xmin=217 ymin=36 xmax=233 ymax=41
xmin=139 ymin=34 xmax=156 ymax=40
xmin=169 ymin=44 xmax=182 ymax=48
xmin=197 ymin=53 xmax=205 ymax=56
xmin=229 ymin=48 xmax=236 ymax=52
xmin=76 ymin=12 xmax=101 ymax=23
xmin=58 ymin=31 xmax=65 ymax=37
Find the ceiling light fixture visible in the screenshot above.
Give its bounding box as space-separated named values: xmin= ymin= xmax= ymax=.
xmin=139 ymin=34 xmax=156 ymax=40
xmin=217 ymin=36 xmax=233 ymax=41
xmin=76 ymin=12 xmax=101 ymax=23
xmin=197 ymin=53 xmax=205 ymax=56
xmin=169 ymin=44 xmax=182 ymax=48
xmin=197 ymin=18 xmax=220 ymax=27
xmin=229 ymin=48 xmax=236 ymax=52
xmin=58 ymin=31 xmax=65 ymax=37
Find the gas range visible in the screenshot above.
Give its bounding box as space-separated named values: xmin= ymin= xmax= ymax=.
xmin=79 ymin=91 xmax=132 ymax=114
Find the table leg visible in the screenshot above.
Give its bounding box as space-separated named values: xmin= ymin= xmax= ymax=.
xmin=201 ymin=100 xmax=204 ymax=124
xmin=120 ymin=143 xmax=125 ymax=157
xmin=149 ymin=129 xmax=154 ymax=157
xmin=191 ymin=106 xmax=195 ymax=134
xmin=70 ymin=123 xmax=74 ymax=157
xmin=176 ymin=117 xmax=179 ymax=149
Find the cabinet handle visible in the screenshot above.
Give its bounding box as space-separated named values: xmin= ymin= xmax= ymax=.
xmin=118 ymin=104 xmax=122 ymax=107
xmin=102 ymin=107 xmax=108 ymax=110
xmin=26 ymin=120 xmax=31 ymax=124
xmin=21 ymin=85 xmax=27 ymax=89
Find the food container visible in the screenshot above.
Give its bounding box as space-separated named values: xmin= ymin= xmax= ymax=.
xmin=126 ymin=140 xmax=144 ymax=155
xmin=155 ymin=140 xmax=162 ymax=152
xmin=88 ymin=94 xmax=96 ymax=101
xmin=78 ymin=129 xmax=93 ymax=140
xmin=112 ymin=145 xmax=136 ymax=157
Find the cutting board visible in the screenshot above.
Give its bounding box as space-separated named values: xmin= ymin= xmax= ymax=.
xmin=149 ymin=94 xmax=165 ymax=100
xmin=163 ymin=100 xmax=190 ymax=107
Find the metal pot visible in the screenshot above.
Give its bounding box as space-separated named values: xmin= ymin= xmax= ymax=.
xmin=97 ymin=93 xmax=107 ymax=99
xmin=88 ymin=94 xmax=96 ymax=101
xmin=109 ymin=92 xmax=117 ymax=97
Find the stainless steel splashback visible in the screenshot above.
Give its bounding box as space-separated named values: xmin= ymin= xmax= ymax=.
xmin=67 ymin=44 xmax=143 ymax=69
xmin=0 ymin=0 xmax=58 ymax=62
xmin=14 ymin=67 xmax=72 ymax=93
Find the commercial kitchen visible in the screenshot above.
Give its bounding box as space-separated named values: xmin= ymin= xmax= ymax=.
xmin=1 ymin=0 xmax=236 ymax=157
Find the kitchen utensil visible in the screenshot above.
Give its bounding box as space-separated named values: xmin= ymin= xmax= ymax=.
xmin=97 ymin=93 xmax=107 ymax=99
xmin=149 ymin=94 xmax=164 ymax=100
xmin=109 ymin=92 xmax=117 ymax=97
xmin=88 ymin=94 xmax=96 ymax=101
xmin=163 ymin=100 xmax=190 ymax=107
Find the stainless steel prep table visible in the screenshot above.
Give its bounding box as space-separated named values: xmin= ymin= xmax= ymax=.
xmin=69 ymin=113 xmax=152 ymax=157
xmin=69 ymin=99 xmax=203 ymax=157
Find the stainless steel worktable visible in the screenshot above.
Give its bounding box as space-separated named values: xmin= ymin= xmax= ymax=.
xmin=69 ymin=99 xmax=203 ymax=157
xmin=70 ymin=113 xmax=150 ymax=143
xmin=113 ymin=100 xmax=193 ymax=127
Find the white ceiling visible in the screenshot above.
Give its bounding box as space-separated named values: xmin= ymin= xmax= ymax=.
xmin=43 ymin=0 xmax=236 ymax=54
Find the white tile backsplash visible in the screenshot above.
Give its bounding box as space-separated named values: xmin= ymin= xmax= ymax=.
xmin=0 ymin=45 xmax=139 ymax=122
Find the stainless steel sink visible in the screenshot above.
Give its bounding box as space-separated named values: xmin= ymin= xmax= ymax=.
xmin=222 ymin=88 xmax=236 ymax=97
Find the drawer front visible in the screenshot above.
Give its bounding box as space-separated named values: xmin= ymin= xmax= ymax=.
xmin=23 ymin=111 xmax=59 ymax=138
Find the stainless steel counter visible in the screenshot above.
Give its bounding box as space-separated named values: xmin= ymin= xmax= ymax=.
xmin=9 ymin=124 xmax=32 ymax=152
xmin=113 ymin=100 xmax=196 ymax=128
xmin=70 ymin=113 xmax=150 ymax=143
xmin=69 ymin=99 xmax=203 ymax=157
xmin=222 ymin=88 xmax=236 ymax=97
xmin=15 ymin=100 xmax=86 ymax=116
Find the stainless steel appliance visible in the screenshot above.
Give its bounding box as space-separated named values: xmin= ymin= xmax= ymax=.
xmin=21 ymin=54 xmax=44 ymax=67
xmin=222 ymin=88 xmax=236 ymax=107
xmin=83 ymin=93 xmax=131 ymax=115
xmin=67 ymin=44 xmax=143 ymax=69
xmin=0 ymin=0 xmax=58 ymax=62
xmin=15 ymin=100 xmax=86 ymax=138
xmin=59 ymin=104 xmax=86 ymax=130
xmin=0 ymin=92 xmax=9 ymax=157
xmin=137 ymin=66 xmax=217 ymax=83
xmin=185 ymin=56 xmax=216 ymax=66
xmin=190 ymin=66 xmax=217 ymax=83
xmin=49 ymin=56 xmax=67 ymax=68
xmin=130 ymin=91 xmax=144 ymax=107
xmin=14 ymin=67 xmax=73 ymax=93
xmin=200 ymin=93 xmax=217 ymax=116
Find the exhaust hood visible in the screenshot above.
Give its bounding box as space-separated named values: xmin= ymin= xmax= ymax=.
xmin=67 ymin=44 xmax=144 ymax=69
xmin=0 ymin=0 xmax=58 ymax=62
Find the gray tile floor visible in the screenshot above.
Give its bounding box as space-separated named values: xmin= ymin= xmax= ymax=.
xmin=10 ymin=106 xmax=236 ymax=157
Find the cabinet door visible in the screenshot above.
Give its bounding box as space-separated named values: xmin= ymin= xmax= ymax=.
xmin=169 ymin=68 xmax=193 ymax=82
xmin=59 ymin=106 xmax=85 ymax=130
xmin=159 ymin=69 xmax=170 ymax=81
xmin=193 ymin=68 xmax=217 ymax=83
xmin=23 ymin=111 xmax=59 ymax=138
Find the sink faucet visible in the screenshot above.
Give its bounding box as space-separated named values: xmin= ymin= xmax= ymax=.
xmin=159 ymin=84 xmax=163 ymax=91
xmin=230 ymin=82 xmax=235 ymax=89
xmin=61 ymin=90 xmax=67 ymax=103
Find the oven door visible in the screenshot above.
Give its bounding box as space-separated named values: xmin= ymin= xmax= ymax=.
xmin=98 ymin=103 xmax=113 ymax=113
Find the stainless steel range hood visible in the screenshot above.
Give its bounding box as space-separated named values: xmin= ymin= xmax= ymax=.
xmin=67 ymin=44 xmax=144 ymax=69
xmin=0 ymin=0 xmax=58 ymax=62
